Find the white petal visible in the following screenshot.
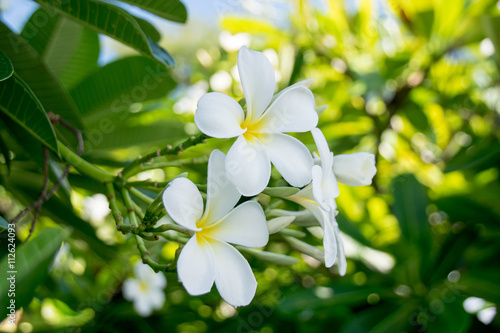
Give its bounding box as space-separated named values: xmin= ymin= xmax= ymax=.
xmin=132 ymin=263 xmax=165 ymax=289
xmin=258 ymin=85 xmax=318 ymax=133
xmin=262 ymin=133 xmax=313 ymax=188
xmin=312 ymin=165 xmax=329 ymax=211
xmin=226 ymin=135 xmax=271 ymax=196
xmin=210 ymin=238 xmax=257 ymax=307
xmin=238 ymin=46 xmax=275 ymax=122
xmin=204 ymin=201 xmax=269 ymax=247
xmin=323 ymin=214 xmax=337 ymax=268
xmin=334 ymin=225 xmax=347 ymax=276
xmin=122 ymin=279 xmax=140 ymax=301
xmin=332 ymin=153 xmax=377 ymax=187
xmin=195 ymin=92 xmax=246 ymax=138
xmin=202 ymin=150 xmax=241 ymax=227
xmin=321 ymin=160 xmax=340 ymax=199
xmin=146 ymin=289 xmax=166 ymax=310
xmin=134 ymin=296 xmax=154 ymax=317
xmin=177 ymin=235 xmax=216 ymax=295
xmin=286 ymin=185 xmax=325 ymax=227
xmin=311 ymin=128 xmax=332 ymax=170
xmin=269 ymin=79 xmax=313 ymax=104
xmin=163 ymin=177 xmax=203 ymax=231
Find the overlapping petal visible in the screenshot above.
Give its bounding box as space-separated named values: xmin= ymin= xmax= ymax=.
xmin=177 ymin=235 xmax=216 ymax=295
xmin=194 ymin=92 xmax=246 ymax=138
xmin=201 ymin=150 xmax=241 ymax=226
xmin=257 ymin=85 xmax=318 ymax=133
xmin=323 ymin=213 xmax=338 ymax=268
xmin=163 ymin=177 xmax=203 ymax=231
xmin=263 ymin=133 xmax=313 ymax=188
xmin=226 ymin=135 xmax=271 ymax=196
xmin=204 ymin=201 xmax=269 ymax=247
xmin=211 ymin=238 xmax=258 ymax=307
xmin=334 ymin=225 xmax=347 ymax=276
xmin=238 ymin=46 xmax=275 ymax=123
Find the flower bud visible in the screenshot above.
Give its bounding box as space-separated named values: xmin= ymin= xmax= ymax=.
xmin=267 ymin=216 xmax=295 ymax=234
xmin=240 ymin=247 xmax=299 ymax=266
xmin=332 ymin=152 xmax=376 ymax=186
xmin=284 ymin=236 xmax=325 ymax=263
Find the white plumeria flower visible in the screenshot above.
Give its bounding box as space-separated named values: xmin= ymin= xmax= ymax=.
xmin=286 ymin=128 xmax=346 ymax=274
xmin=122 ymin=262 xmax=167 ymax=317
xmin=195 ymin=46 xmax=318 ymax=196
xmin=162 ymin=149 xmax=269 ymax=307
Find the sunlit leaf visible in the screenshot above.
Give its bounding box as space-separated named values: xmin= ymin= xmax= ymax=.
xmin=0 ymin=73 xmax=58 ymax=154
xmin=0 ymin=227 xmax=69 ymax=318
xmin=33 ymin=0 xmax=175 ymax=67
xmin=119 ymin=0 xmax=187 ymax=23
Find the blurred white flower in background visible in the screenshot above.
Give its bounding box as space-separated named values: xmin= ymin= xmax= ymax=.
xmin=219 ymin=31 xmax=250 ymax=52
xmin=83 ymin=194 xmax=110 ymax=223
xmin=173 ymin=80 xmax=209 ymax=114
xmin=122 ymin=262 xmax=167 ymax=317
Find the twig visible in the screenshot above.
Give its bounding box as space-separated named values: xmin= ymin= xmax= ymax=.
xmin=10 ymin=114 xmax=85 ymax=241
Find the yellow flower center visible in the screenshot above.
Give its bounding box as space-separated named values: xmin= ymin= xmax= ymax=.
xmin=139 ymin=281 xmax=148 ymax=292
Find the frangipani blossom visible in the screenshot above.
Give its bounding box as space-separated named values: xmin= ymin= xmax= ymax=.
xmin=195 ymin=46 xmax=318 ymax=196
xmin=286 ymin=128 xmax=346 ymax=274
xmin=162 ymin=149 xmax=269 ymax=307
xmin=123 ymin=261 xmax=167 ymax=316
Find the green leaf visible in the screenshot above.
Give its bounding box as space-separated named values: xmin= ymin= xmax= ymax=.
xmin=277 ymin=285 xmax=384 ymax=318
xmin=33 ymin=0 xmax=175 ymax=67
xmin=70 ymin=56 xmax=176 ymax=121
xmin=392 ymin=174 xmax=430 ymax=250
xmin=119 ymin=0 xmax=187 ymax=23
xmin=445 ymin=139 xmax=500 ymax=173
xmin=0 ymin=73 xmax=58 ymax=154
xmin=391 ymin=174 xmax=431 ymax=280
xmin=369 ymin=301 xmax=418 ymax=333
xmin=459 ymin=269 xmax=500 ymax=305
xmin=0 ymin=227 xmax=69 ymax=319
xmin=0 ymin=49 xmax=13 ymax=82
xmin=0 ymin=216 xmax=9 ymax=233
xmin=426 ymin=297 xmax=472 ymax=333
xmin=0 ymin=22 xmax=84 ymax=129
xmin=0 ymin=126 xmax=11 ymax=173
xmin=133 ymin=15 xmax=162 ymax=42
xmin=21 ymin=7 xmax=100 ymax=90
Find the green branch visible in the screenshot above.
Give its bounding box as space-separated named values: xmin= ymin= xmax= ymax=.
xmin=121 ymin=134 xmax=209 ymax=178
xmin=58 ymin=141 xmax=115 ymax=183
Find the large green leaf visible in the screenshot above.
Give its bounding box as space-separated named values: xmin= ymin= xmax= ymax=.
xmin=0 ymin=227 xmax=69 ymax=319
xmin=0 ymin=22 xmax=84 ymax=129
xmin=119 ymin=0 xmax=187 ymax=23
xmin=21 ymin=7 xmax=100 ymax=90
xmin=33 ymin=0 xmax=175 ymax=67
xmin=0 ymin=123 xmax=11 ymax=173
xmin=0 ymin=73 xmax=58 ymax=154
xmin=0 ymin=49 xmax=13 ymax=82
xmin=70 ymin=56 xmax=176 ymax=121
xmin=392 ymin=174 xmax=430 ymax=249
xmin=391 ymin=174 xmax=431 ymax=280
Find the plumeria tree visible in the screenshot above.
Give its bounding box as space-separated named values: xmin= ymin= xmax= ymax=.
xmin=1 ymin=0 xmax=500 ymax=332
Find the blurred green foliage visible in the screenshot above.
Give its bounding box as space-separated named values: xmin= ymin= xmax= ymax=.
xmin=1 ymin=0 xmax=500 ymax=332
